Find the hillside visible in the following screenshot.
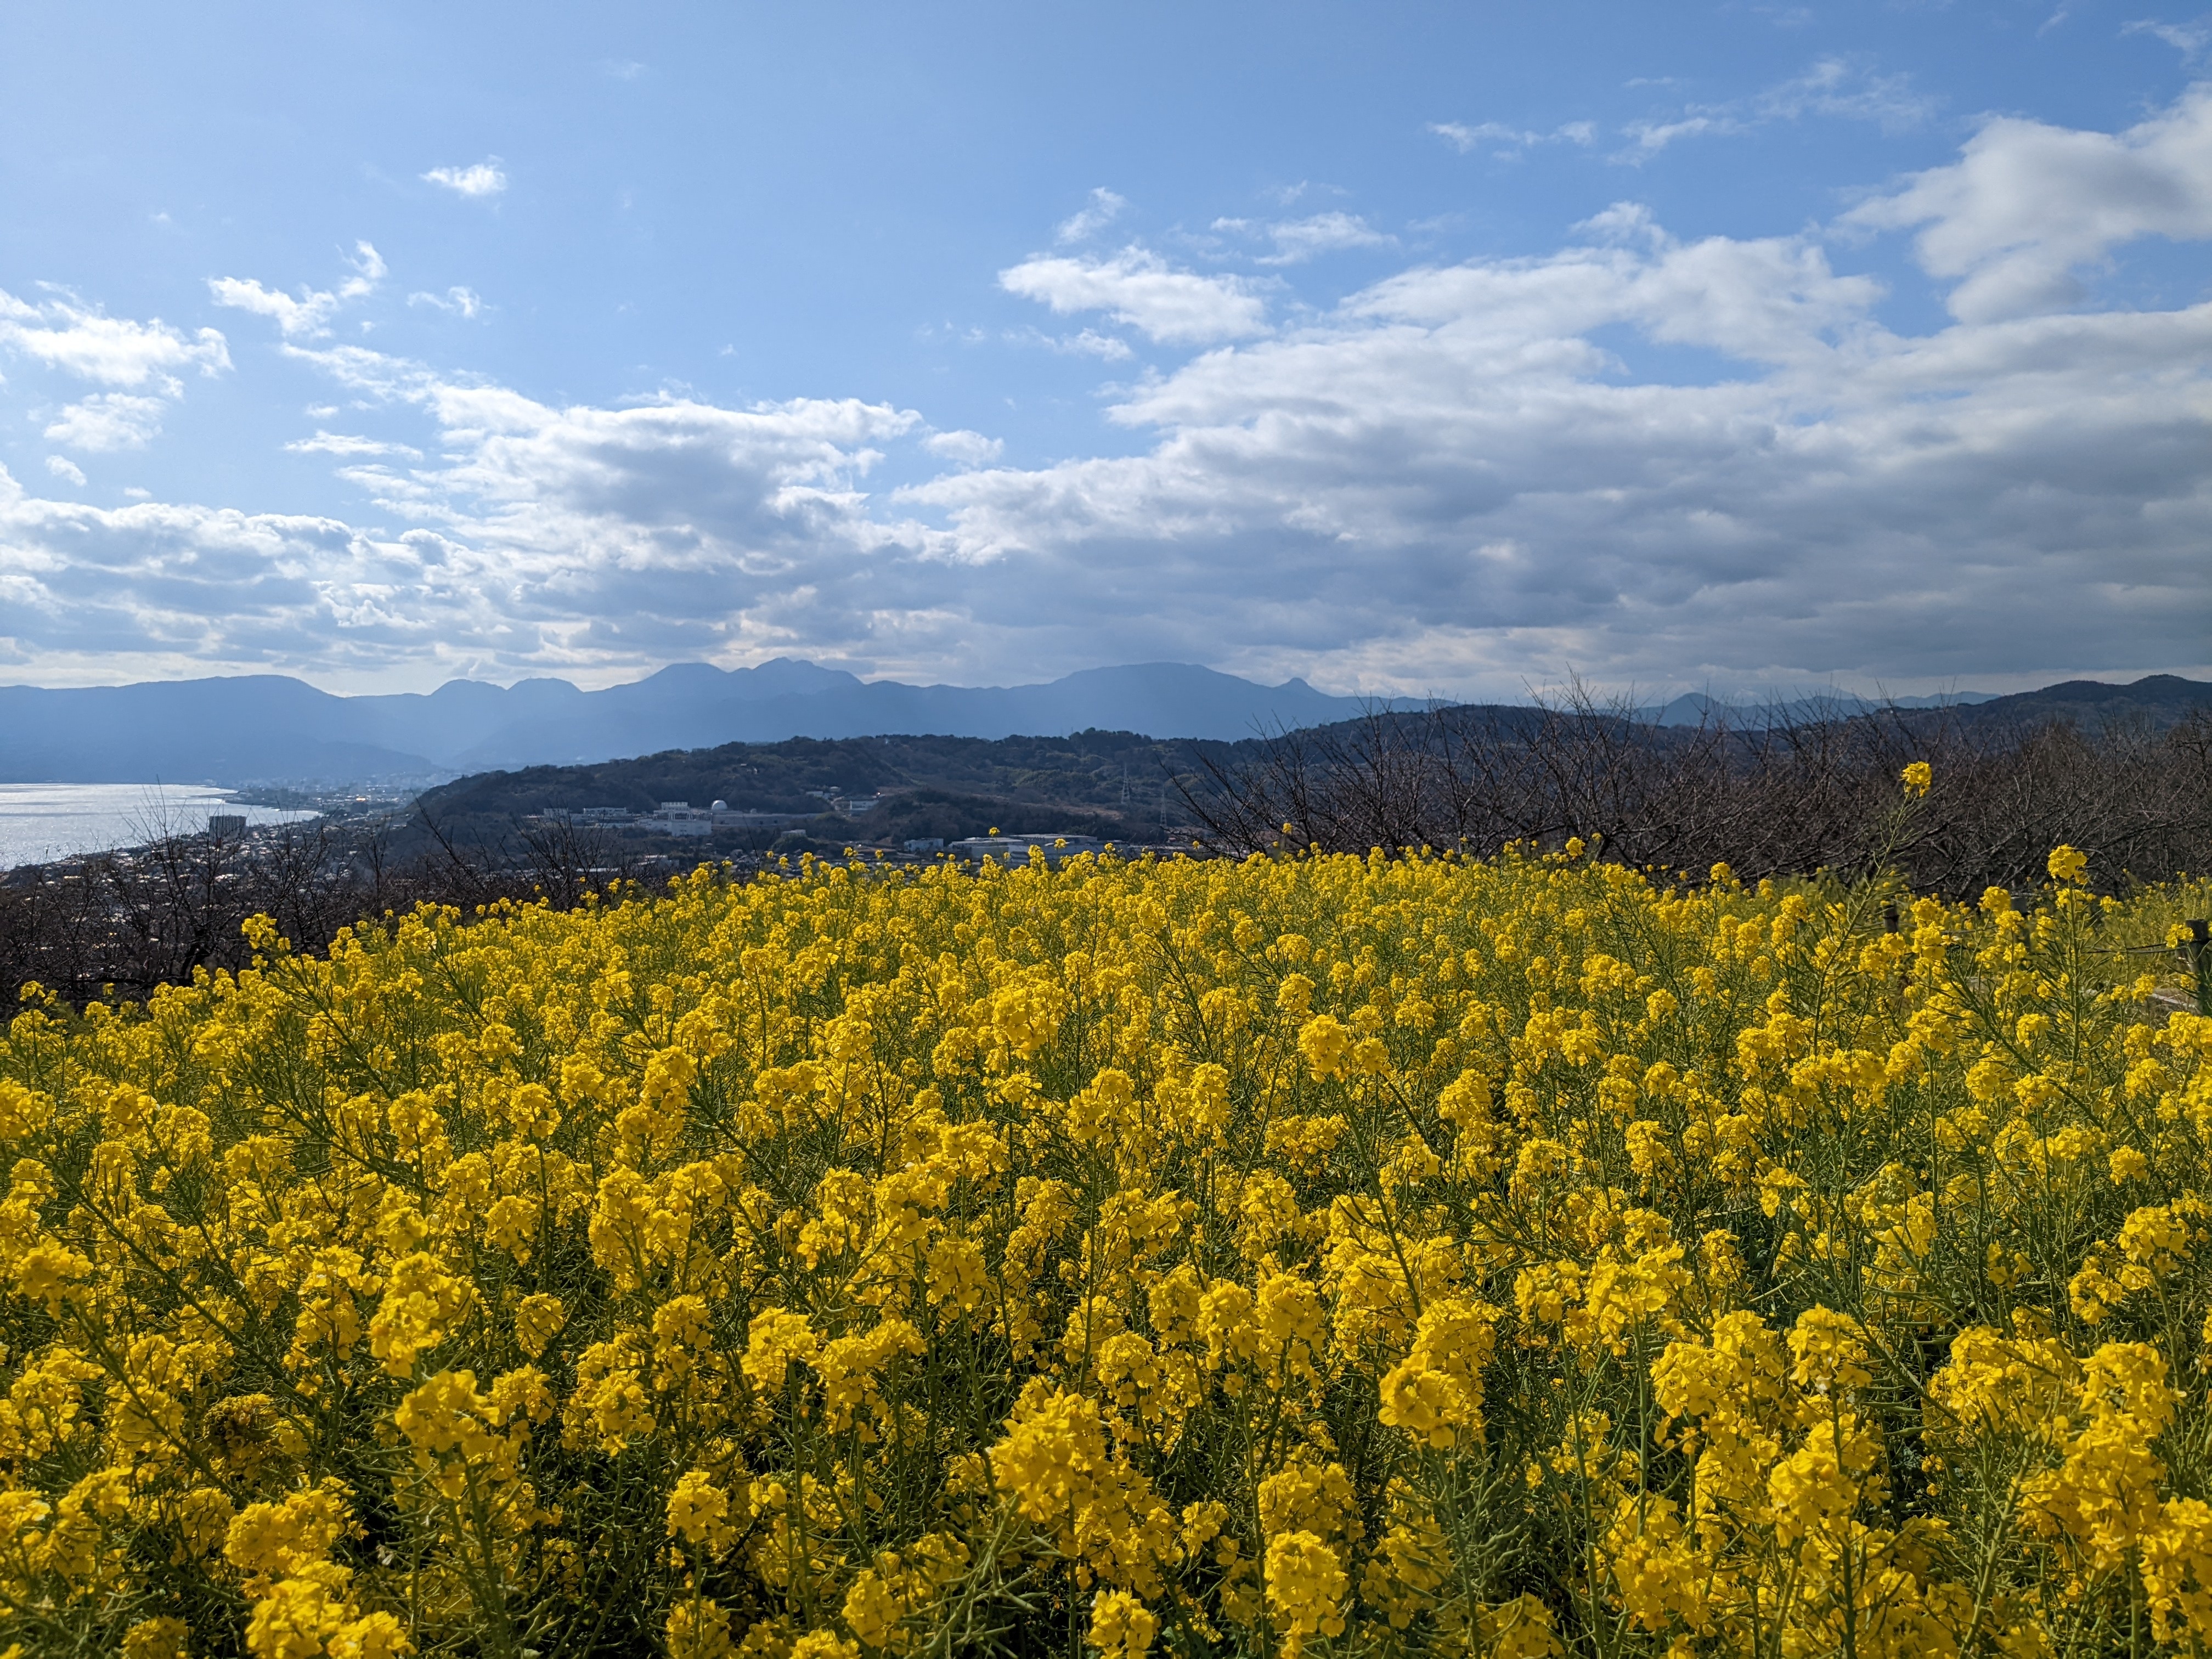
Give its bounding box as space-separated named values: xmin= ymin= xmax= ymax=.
xmin=407 ymin=728 xmax=1228 ymax=850
xmin=1939 ymin=672 xmax=2212 ymax=733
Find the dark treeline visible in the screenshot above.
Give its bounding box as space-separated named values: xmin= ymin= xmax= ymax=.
xmin=0 ymin=813 xmax=667 ymax=1012
xmin=1181 ymin=693 xmax=2212 ymax=896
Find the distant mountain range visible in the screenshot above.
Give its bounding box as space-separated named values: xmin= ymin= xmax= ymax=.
xmin=1 ymin=661 xmax=2204 ymax=788
xmin=0 ymin=660 xmax=1408 ymax=786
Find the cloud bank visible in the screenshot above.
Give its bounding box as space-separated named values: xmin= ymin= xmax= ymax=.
xmin=3 ymin=89 xmax=2211 ymax=695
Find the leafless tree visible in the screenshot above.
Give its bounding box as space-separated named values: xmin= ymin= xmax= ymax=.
xmin=1183 ymin=692 xmax=2212 ymax=896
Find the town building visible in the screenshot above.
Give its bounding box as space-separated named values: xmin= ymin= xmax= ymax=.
xmin=646 ymin=802 xmax=713 ymax=837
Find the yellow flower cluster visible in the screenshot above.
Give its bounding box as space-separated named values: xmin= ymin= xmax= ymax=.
xmin=0 ymin=837 xmax=2207 ymax=1656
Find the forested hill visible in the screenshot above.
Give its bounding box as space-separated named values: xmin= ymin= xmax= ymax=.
xmin=410 ymin=728 xmax=1229 ymax=847
xmin=1940 ymin=673 xmax=2212 ymax=733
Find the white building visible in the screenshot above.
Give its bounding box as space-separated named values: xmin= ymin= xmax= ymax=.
xmin=709 ymin=802 xmax=811 ymax=830
xmin=647 ymin=801 xmax=713 ymax=837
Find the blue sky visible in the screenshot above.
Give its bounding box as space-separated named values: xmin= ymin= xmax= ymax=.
xmin=3 ymin=2 xmax=2210 ymax=698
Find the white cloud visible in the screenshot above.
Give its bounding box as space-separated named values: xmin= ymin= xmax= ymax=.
xmin=43 ymin=456 xmax=85 ymax=486
xmin=998 ymin=247 xmax=1269 ymax=343
xmin=408 ymin=286 xmax=486 ymax=318
xmin=1847 ymin=81 xmax=2212 ymax=320
xmin=924 ymin=429 xmax=1005 ymax=467
xmin=284 ymin=430 xmax=424 ymax=459
xmin=422 ymin=160 xmax=508 ymax=199
xmin=1252 ymin=212 xmax=1396 ymax=264
xmin=0 ymin=288 xmax=229 ymax=388
xmin=1056 ymin=188 xmax=1127 ymax=244
xmin=1575 ymin=200 xmax=1668 ymax=249
xmin=207 ymin=278 xmax=334 ymax=338
xmin=1005 ymin=324 xmax=1135 ymax=360
xmin=1333 ymin=207 xmax=1880 ymax=366
xmin=1054 ymin=328 xmax=1133 ymax=360
xmin=1621 ymin=58 xmax=1932 ymax=160
xmin=1431 ymin=121 xmax=1508 ymax=150
xmin=44 ymin=392 xmax=167 ymax=452
xmin=2125 ymin=16 xmax=2212 ymax=59
xmin=1621 ymin=115 xmax=1726 ymax=155
xmin=0 ymin=291 xmax=227 ymax=465
xmin=1430 ymin=120 xmax=1597 ymax=155
xmin=276 ymin=342 xmax=438 ymax=403
xmin=208 ymin=242 xmax=386 ymax=340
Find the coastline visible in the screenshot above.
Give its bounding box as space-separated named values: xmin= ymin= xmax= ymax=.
xmin=0 ymin=782 xmax=319 ymax=872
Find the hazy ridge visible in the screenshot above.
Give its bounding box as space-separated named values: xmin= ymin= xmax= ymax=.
xmin=0 ymin=660 xmax=1395 ymax=785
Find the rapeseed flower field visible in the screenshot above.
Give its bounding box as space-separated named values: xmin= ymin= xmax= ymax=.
xmin=2 ymin=784 xmax=2210 ymax=1657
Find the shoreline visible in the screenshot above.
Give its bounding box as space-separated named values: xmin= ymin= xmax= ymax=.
xmin=0 ymin=781 xmax=326 ymax=872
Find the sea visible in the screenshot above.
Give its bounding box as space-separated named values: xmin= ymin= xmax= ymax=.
xmin=0 ymin=785 xmax=319 ymax=871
